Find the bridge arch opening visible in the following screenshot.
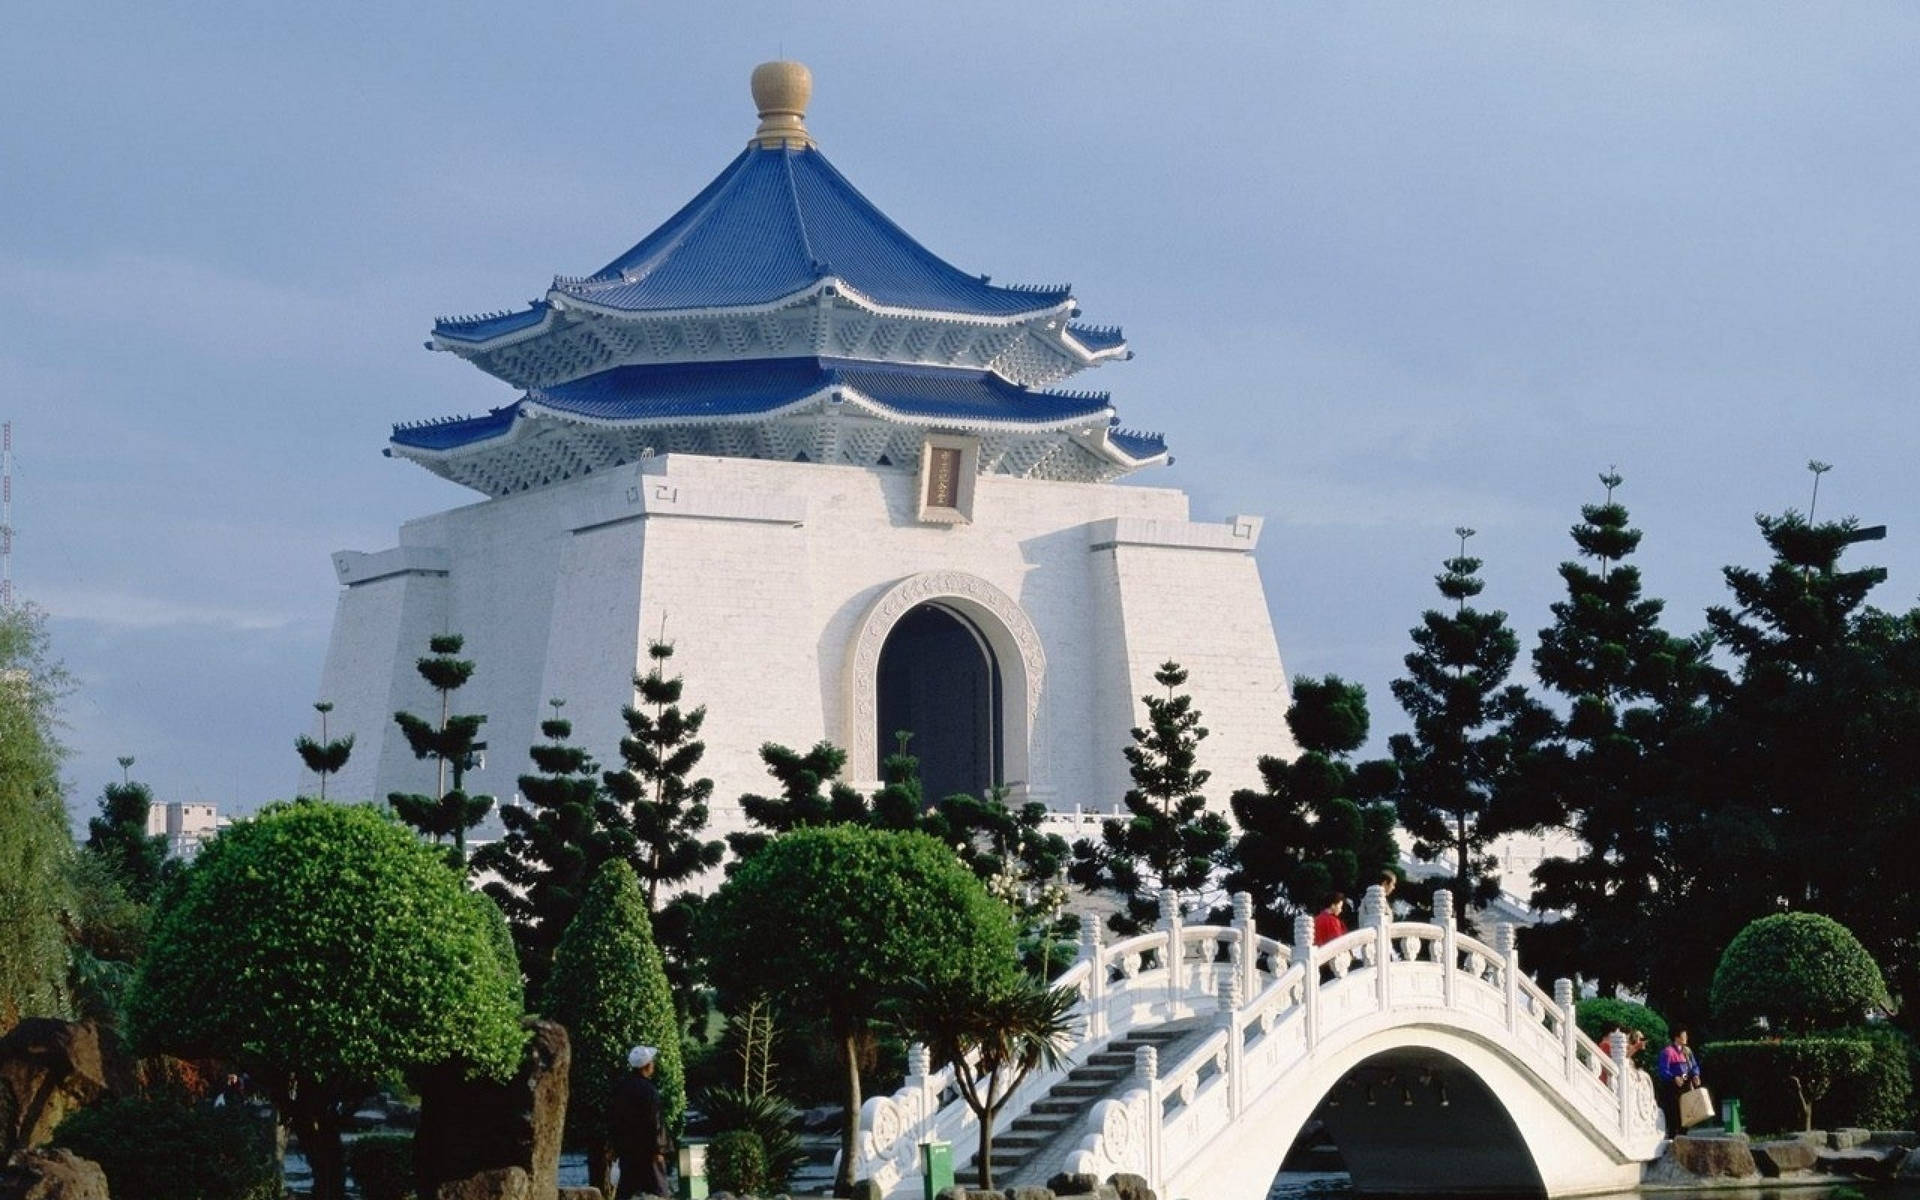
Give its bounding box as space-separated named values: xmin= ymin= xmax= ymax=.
xmin=1296 ymin=1047 xmax=1547 ymax=1198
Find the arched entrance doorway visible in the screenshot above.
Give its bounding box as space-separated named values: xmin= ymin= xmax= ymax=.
xmin=876 ymin=603 xmax=1002 ymax=803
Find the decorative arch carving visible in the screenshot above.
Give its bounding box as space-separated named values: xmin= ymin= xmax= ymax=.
xmin=844 ymin=571 xmax=1046 ymax=792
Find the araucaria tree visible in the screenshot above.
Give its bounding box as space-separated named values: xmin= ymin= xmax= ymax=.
xmin=542 ymin=859 xmax=684 ymax=1194
xmin=388 ymin=633 xmax=493 ymax=863
xmin=1069 ymin=661 xmax=1231 ymax=934
xmin=0 ymin=603 xmax=74 ymax=1027
xmin=725 ymin=740 xmax=871 ymax=864
xmin=84 ymin=759 xmax=169 ymax=904
xmin=129 ymin=802 xmax=525 ymax=1200
xmin=475 ymin=700 xmax=614 ymax=997
xmin=700 ymin=826 xmax=1019 ymax=1197
xmin=1388 ymin=530 xmax=1545 ymax=917
xmin=296 ymin=701 xmax=354 ymax=801
xmin=602 ymin=641 xmax=725 ymax=909
xmin=1514 ymin=474 xmax=1716 ymax=993
xmin=1227 ymin=675 xmax=1399 ymax=935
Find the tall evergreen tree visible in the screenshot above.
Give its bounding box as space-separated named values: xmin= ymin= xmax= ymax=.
xmin=1388 ymin=530 xmax=1547 ymax=919
xmin=1515 ymin=474 xmax=1717 ymax=993
xmin=295 ymin=701 xmax=354 ymax=801
xmin=601 ymin=641 xmax=725 ymax=910
xmin=1069 ymin=661 xmax=1231 ymax=934
xmin=725 ymin=740 xmax=870 ymax=866
xmin=388 ymin=633 xmax=493 ymax=863
xmin=1226 ymin=675 xmax=1400 ymax=936
xmin=84 ymin=758 xmax=168 ymax=904
xmin=475 ymin=700 xmax=615 ymax=997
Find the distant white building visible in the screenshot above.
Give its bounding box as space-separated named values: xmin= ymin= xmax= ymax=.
xmin=315 ymin=62 xmax=1296 ymax=836
xmin=145 ymin=801 xmax=228 ymax=859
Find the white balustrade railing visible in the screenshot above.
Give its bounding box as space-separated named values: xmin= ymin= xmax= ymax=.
xmin=859 ymin=885 xmax=1659 ymax=1199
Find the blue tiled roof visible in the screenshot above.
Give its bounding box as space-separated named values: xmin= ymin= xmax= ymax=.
xmin=392 ymin=405 xmax=520 ymax=450
xmin=1109 ymin=428 xmax=1168 ymax=461
xmin=544 ymin=147 xmax=1072 ymax=318
xmin=1066 ymin=323 xmax=1127 ymax=352
xmin=435 ymin=304 xmax=550 ymax=344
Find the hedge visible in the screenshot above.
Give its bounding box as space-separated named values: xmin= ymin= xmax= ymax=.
xmin=708 ymin=1128 xmax=769 ymax=1196
xmin=1702 ymin=1039 xmax=1890 ymax=1133
xmin=346 ymin=1131 xmax=415 ymax=1200
xmin=53 ymin=1097 xmax=279 ymax=1200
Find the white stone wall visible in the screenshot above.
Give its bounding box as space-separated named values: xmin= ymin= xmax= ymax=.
xmin=314 ymin=453 xmax=1294 ymax=842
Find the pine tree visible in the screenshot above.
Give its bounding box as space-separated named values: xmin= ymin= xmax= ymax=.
xmin=84 ymin=757 xmax=168 ymax=904
xmin=601 ymin=641 xmax=725 ymax=910
xmin=388 ymin=633 xmax=493 ymax=864
xmin=725 ymin=741 xmax=870 ymax=866
xmin=1515 ymin=473 xmax=1717 ymax=993
xmin=1069 ymin=661 xmax=1231 ymax=934
xmin=1226 ymin=676 xmax=1400 ymax=936
xmin=1388 ymin=530 xmax=1546 ymax=919
xmin=475 ymin=699 xmax=615 ymax=998
xmin=295 ymin=701 xmax=354 ymax=801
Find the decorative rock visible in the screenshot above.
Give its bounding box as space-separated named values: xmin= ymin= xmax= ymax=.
xmin=1751 ymin=1138 xmax=1819 ymax=1176
xmin=1830 ymin=1127 xmax=1871 ymax=1150
xmin=0 ymin=1021 xmax=110 ymax=1154
xmin=1106 ymin=1173 xmax=1156 ymax=1200
xmin=1817 ymin=1148 xmax=1900 ymax=1180
xmin=557 ymin=1189 xmax=605 ymax=1200
xmin=1007 ymin=1188 xmax=1055 ymax=1200
xmin=435 ymin=1166 xmax=532 ymax=1200
xmin=416 ymin=1019 xmax=570 ymax=1200
xmin=1669 ymin=1135 xmax=1759 ymax=1179
xmin=849 ymin=1179 xmax=884 ymax=1200
xmin=1870 ymin=1130 xmax=1919 ymax=1149
xmin=934 ymin=1188 xmax=969 ymax=1200
xmin=1047 ymin=1174 xmax=1100 ymax=1196
xmin=0 ymin=1150 xmax=111 ymax=1200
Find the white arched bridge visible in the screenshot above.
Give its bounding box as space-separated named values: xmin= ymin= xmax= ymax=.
xmin=856 ymin=887 xmax=1663 ymax=1200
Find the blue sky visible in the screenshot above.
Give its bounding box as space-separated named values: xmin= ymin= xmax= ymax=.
xmin=7 ymin=3 xmax=1917 ymax=817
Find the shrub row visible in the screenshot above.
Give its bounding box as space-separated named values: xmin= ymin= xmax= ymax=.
xmin=1702 ymin=1035 xmax=1912 ymax=1133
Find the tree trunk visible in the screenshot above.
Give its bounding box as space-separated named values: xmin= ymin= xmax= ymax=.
xmin=284 ymin=1094 xmax=347 ymax=1200
xmin=976 ymin=1107 xmax=995 ymax=1191
xmin=836 ymin=1030 xmax=862 ymax=1197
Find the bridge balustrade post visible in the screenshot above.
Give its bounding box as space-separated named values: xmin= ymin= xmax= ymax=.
xmin=1293 ymin=913 xmax=1318 ymax=1050
xmin=1137 ymin=1044 xmax=1162 ymax=1191
xmin=1434 ymin=889 xmax=1457 ymax=1009
xmin=1609 ymin=1030 xmax=1630 ymax=1137
xmin=1366 ymin=883 xmax=1391 ymax=1012
xmin=1158 ymin=889 xmax=1182 ymax=1018
xmin=1221 ymin=971 xmax=1244 ymax=1118
xmin=1555 ymin=978 xmax=1577 ymax=1081
xmin=1496 ymin=923 xmax=1519 ymax=1032
xmin=1232 ymin=891 xmax=1256 ymax=1004
xmin=1080 ymin=911 xmax=1108 ymax=1042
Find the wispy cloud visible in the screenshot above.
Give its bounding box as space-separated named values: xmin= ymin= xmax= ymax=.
xmin=38 ymin=586 xmax=299 ymax=633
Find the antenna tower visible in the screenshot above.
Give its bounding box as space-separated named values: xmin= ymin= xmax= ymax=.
xmin=2 ymin=422 xmax=12 ymax=609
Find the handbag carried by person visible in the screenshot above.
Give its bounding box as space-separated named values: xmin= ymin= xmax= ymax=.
xmin=1678 ymin=1085 xmax=1715 ymax=1129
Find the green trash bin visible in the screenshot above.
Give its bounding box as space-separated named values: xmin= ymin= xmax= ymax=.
xmin=921 ymin=1140 xmax=954 ymax=1199
xmin=1722 ymin=1098 xmax=1742 ymax=1135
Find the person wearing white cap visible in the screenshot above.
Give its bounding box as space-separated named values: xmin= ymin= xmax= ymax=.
xmin=609 ymin=1044 xmax=671 ymax=1198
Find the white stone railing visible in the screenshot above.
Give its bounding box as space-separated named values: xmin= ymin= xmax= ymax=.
xmin=858 ymin=886 xmax=1659 ymax=1199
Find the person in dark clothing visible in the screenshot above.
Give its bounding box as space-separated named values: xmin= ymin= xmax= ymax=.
xmin=610 ymin=1044 xmax=672 ymax=1199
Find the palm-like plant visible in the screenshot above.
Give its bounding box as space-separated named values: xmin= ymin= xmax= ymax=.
xmin=898 ymin=974 xmax=1079 ymax=1190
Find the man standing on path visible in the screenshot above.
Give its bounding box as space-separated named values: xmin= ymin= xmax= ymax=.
xmin=610 ymin=1044 xmax=672 ymax=1199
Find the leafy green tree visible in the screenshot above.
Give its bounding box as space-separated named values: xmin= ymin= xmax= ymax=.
xmin=725 ymin=741 xmax=871 ymax=865
xmin=700 ymin=826 xmax=1019 ymax=1196
xmin=1226 ymin=675 xmax=1399 ymax=935
xmin=0 ymin=602 xmax=73 ymax=1028
xmin=896 ymin=972 xmax=1076 ymax=1189
xmin=84 ymin=759 xmax=168 ymax=904
xmin=128 ymin=802 xmax=524 ymax=1200
xmin=388 ymin=634 xmax=493 ymax=863
xmin=1574 ymin=996 xmax=1668 ymax=1072
xmin=295 ymin=701 xmax=354 ymax=801
xmin=1388 ymin=530 xmax=1547 ymax=917
xmin=1711 ymin=912 xmax=1891 ymax=1034
xmin=540 ymin=859 xmax=683 ymax=1194
xmin=1070 ymin=661 xmax=1231 ymax=934
xmin=475 ymin=700 xmax=614 ymax=998
xmin=1513 ymin=475 xmax=1718 ymax=994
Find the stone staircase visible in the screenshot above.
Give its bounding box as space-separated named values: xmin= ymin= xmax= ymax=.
xmin=969 ymin=1019 xmax=1212 ymax=1189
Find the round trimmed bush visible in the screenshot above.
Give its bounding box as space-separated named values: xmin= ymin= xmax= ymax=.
xmin=54 ymin=1097 xmax=279 ymax=1200
xmin=346 ymin=1131 xmax=415 ymax=1200
xmin=708 ymin=1128 xmax=768 ymax=1196
xmin=1575 ymin=997 xmax=1668 ymax=1071
xmin=1711 ymin=913 xmax=1890 ymax=1034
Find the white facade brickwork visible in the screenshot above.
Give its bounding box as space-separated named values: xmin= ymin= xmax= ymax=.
xmin=317 ymin=451 xmax=1295 ymax=842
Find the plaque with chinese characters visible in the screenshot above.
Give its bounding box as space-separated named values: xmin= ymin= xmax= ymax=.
xmin=925 ymin=445 xmax=963 ymax=510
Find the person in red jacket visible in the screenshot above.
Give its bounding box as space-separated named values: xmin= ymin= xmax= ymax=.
xmin=1312 ymin=893 xmax=1347 ymax=945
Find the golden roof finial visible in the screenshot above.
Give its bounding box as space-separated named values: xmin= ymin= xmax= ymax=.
xmin=750 ymin=60 xmax=815 ymax=149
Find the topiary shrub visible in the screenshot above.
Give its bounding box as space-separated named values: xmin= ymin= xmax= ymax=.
xmin=1826 ymin=1024 xmax=1917 ymax=1129
xmin=708 ymin=1128 xmax=768 ymax=1196
xmin=346 ymin=1131 xmax=415 ymax=1200
xmin=1575 ymin=997 xmax=1668 ymax=1071
xmin=1710 ymin=913 xmax=1891 ymax=1034
xmin=1702 ymin=1039 xmax=1876 ymax=1133
xmin=53 ymin=1096 xmax=279 ymax=1200
xmin=700 ymin=1085 xmax=804 ymax=1189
